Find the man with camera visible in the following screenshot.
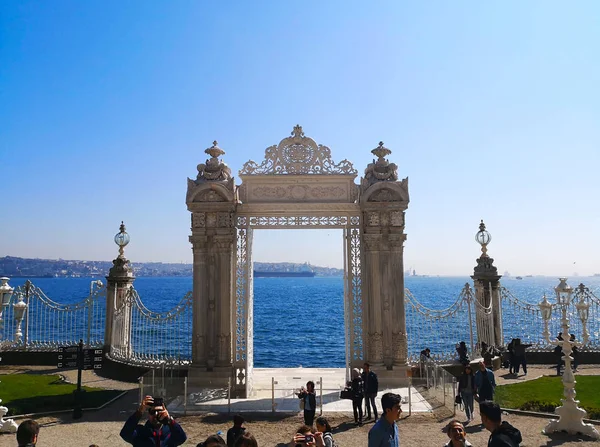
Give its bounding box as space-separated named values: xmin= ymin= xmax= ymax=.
xmin=120 ymin=395 xmax=187 ymax=447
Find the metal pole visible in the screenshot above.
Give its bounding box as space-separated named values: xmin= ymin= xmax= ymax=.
xmin=408 ymin=376 xmax=412 ymax=417
xmin=162 ymin=363 xmax=165 ymax=397
xmin=152 ymin=369 xmax=155 ymax=397
xmin=496 ymin=283 xmax=504 ymax=346
xmin=443 ymin=372 xmax=446 ymax=406
xmin=139 ymin=375 xmax=144 ymax=404
xmin=467 ymin=290 xmax=475 ymax=356
xmin=452 ymin=377 xmax=457 ymax=417
xmin=228 ymin=376 xmax=231 ymax=414
xmin=319 ymin=376 xmax=323 ymax=415
xmin=184 ymin=376 xmax=188 ymax=416
xmin=86 ymin=287 xmax=93 ymax=347
xmin=271 ymin=377 xmax=275 ymax=413
xmin=425 ymin=361 xmax=430 ymax=389
xmin=24 ymin=281 xmax=31 ymax=349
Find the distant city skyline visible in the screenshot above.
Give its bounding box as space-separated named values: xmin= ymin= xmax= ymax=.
xmin=1 ymin=2 xmax=599 ymax=276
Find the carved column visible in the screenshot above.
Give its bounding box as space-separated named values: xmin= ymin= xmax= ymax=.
xmin=105 ymin=223 xmax=135 ymax=355
xmin=359 ymin=143 xmax=410 ymax=379
xmin=186 ymin=142 xmax=237 ymax=386
xmin=471 ymin=220 xmax=502 ymax=348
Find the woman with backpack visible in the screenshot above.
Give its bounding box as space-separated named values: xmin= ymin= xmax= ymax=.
xmin=315 ymin=417 xmax=336 ymax=447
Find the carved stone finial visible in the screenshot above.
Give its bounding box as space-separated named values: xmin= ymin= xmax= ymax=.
xmin=363 ymin=141 xmax=398 ymax=186
xmin=195 ymin=140 xmax=232 ymax=183
xmin=291 ymin=124 xmax=304 ymax=138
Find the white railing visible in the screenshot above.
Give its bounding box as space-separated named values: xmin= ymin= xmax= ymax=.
xmin=405 ymin=283 xmax=492 ymax=362
xmin=501 ymin=282 xmax=600 ymax=349
xmin=0 ymin=279 xmax=105 ymax=350
xmin=109 ymin=287 xmax=192 ymax=367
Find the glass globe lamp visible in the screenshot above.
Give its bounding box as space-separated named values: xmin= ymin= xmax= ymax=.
xmin=475 ymin=220 xmax=492 ymax=256
xmin=114 ymin=221 xmax=130 ymax=256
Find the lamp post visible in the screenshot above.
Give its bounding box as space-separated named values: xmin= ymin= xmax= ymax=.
xmin=539 ymin=278 xmax=599 ymax=439
xmin=0 ymin=278 xmax=14 ymax=343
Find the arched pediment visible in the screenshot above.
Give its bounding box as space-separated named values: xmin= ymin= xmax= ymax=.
xmin=359 ymin=179 xmax=409 ymax=204
xmin=186 ymin=180 xmax=235 ymax=204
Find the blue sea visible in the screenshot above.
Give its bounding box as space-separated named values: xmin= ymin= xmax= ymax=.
xmin=8 ymin=276 xmax=600 ymax=367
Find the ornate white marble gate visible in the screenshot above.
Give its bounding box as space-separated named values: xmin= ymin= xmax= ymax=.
xmin=186 ymin=126 xmax=410 ymax=397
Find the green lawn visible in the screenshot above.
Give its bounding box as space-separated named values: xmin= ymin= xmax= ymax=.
xmin=495 ymin=375 xmax=600 ymax=419
xmin=0 ymin=374 xmax=123 ymax=415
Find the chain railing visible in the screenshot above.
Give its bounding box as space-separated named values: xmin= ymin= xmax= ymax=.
xmin=0 ymin=279 xmax=105 ymax=350
xmin=109 ymin=287 xmax=192 ymax=367
xmin=405 ymin=283 xmax=492 ymax=362
xmin=500 ymin=283 xmax=600 ymax=350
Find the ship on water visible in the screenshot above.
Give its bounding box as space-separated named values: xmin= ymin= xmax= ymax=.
xmin=254 ymin=262 xmax=316 ymax=278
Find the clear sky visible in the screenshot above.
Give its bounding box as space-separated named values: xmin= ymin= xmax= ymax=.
xmin=1 ymin=1 xmax=599 ymax=276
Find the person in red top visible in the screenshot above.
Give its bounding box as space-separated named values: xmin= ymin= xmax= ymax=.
xmin=120 ymin=395 xmax=187 ymax=447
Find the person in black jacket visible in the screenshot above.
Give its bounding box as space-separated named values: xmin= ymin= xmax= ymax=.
xmin=512 ymin=338 xmax=532 ymax=376
xmin=120 ymin=395 xmax=187 ymax=447
xmin=297 ymin=381 xmax=317 ymax=426
xmin=480 ymin=401 xmax=522 ymax=446
xmin=362 ymin=362 xmax=379 ymax=421
xmin=457 ymin=365 xmax=477 ymax=422
xmin=226 ymin=414 xmax=246 ymax=447
xmin=348 ymin=368 xmax=364 ymax=426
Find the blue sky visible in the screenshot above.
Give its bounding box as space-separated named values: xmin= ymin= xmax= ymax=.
xmin=1 ymin=1 xmax=599 ymax=276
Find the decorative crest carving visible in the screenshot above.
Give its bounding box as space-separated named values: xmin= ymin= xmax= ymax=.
xmin=239 ymin=125 xmax=357 ymax=175
xmin=194 ymin=141 xmax=232 ymax=183
xmin=363 ymin=142 xmax=398 ymax=186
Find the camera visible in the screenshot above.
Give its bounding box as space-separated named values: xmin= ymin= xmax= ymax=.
xmin=304 ymin=434 xmax=314 ymax=443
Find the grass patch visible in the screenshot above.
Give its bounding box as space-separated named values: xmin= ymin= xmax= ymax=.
xmin=496 ymin=375 xmax=600 ymax=419
xmin=0 ymin=374 xmax=122 ymax=415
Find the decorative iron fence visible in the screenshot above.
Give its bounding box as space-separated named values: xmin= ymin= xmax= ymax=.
xmin=0 ymin=279 xmax=105 ymax=349
xmin=500 ymin=282 xmax=600 ymax=350
xmin=109 ymin=287 xmax=192 ymax=367
xmin=405 ymin=283 xmax=493 ymax=362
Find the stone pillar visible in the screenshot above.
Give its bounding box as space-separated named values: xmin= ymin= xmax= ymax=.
xmin=186 ymin=141 xmax=237 ymax=387
xmin=359 ymin=142 xmax=410 ymax=384
xmin=104 ymin=223 xmax=135 ymax=354
xmin=471 ymin=220 xmax=502 ymax=349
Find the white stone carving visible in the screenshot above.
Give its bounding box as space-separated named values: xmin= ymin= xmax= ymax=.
xmin=363 ymin=142 xmax=398 ymax=185
xmin=195 ymin=141 xmax=232 ymax=183
xmin=239 ymin=125 xmax=357 ymax=175
xmin=0 ymin=402 xmax=17 ymax=433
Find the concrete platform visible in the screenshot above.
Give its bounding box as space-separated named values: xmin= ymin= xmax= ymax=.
xmin=167 ymin=367 xmax=431 ymax=414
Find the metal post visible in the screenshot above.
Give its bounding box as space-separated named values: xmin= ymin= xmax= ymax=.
xmin=271 ymin=377 xmax=275 ymax=413
xmin=184 ymin=376 xmax=188 ymax=416
xmin=86 ymin=290 xmax=93 ymax=347
xmin=496 ymin=283 xmax=504 ymax=346
xmin=452 ymin=377 xmax=457 ymax=417
xmin=467 ymin=291 xmax=475 ymax=356
xmin=443 ymin=372 xmax=446 ymax=406
xmin=152 ymin=369 xmax=155 ymax=397
xmin=425 ymin=361 xmax=430 ymax=389
xmin=319 ymin=376 xmax=323 ymax=415
xmin=227 ymin=376 xmax=231 ymax=414
xmin=408 ymin=376 xmax=412 ymax=416
xmin=139 ymin=375 xmax=144 ymax=404
xmin=162 ymin=363 xmax=166 ymax=397
xmin=24 ymin=281 xmax=31 ymax=348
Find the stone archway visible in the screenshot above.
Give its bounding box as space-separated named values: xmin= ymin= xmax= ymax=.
xmin=186 ymin=126 xmax=410 ymax=397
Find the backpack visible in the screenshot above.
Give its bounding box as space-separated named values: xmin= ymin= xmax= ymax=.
xmin=323 ymin=432 xmax=337 ymax=447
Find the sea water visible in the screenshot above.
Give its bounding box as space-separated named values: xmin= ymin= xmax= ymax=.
xmin=8 ymin=276 xmax=600 ymax=367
